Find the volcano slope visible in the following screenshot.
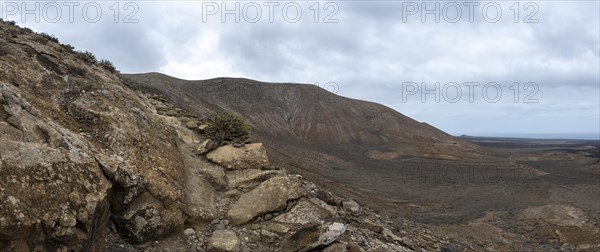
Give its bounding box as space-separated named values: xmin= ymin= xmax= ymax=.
xmin=121 ymin=74 xmax=600 ymax=251
xmin=120 ymin=74 xmax=492 ymax=173
xmin=120 ymin=74 xmax=506 ymax=210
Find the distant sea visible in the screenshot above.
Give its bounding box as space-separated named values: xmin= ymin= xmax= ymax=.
xmin=459 ymin=133 xmax=600 ymax=140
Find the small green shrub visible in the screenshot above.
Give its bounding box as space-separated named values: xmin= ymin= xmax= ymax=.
xmin=60 ymin=43 xmax=75 ymax=53
xmin=205 ymin=112 xmax=251 ymax=145
xmin=76 ymin=51 xmax=97 ymax=64
xmin=99 ymin=59 xmax=117 ymax=73
xmin=39 ymin=32 xmax=58 ymax=43
xmin=20 ymin=27 xmax=33 ymax=34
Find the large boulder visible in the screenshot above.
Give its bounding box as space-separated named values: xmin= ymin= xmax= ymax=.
xmin=119 ymin=192 xmax=184 ymax=242
xmin=342 ymin=200 xmax=361 ymax=214
xmin=197 ymin=139 xmax=218 ymax=155
xmin=185 ymin=119 xmax=200 ymax=129
xmin=227 ymin=176 xmax=305 ymax=225
xmin=0 ymin=140 xmax=111 ymax=250
xmin=281 ymin=222 xmax=348 ymax=252
xmin=208 ymin=230 xmax=241 ymax=252
xmin=206 ymin=143 xmax=270 ymax=170
xmin=273 ymin=198 xmax=332 ymax=225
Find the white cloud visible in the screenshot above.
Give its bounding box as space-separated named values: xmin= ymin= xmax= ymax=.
xmin=159 ymin=30 xmax=241 ymax=79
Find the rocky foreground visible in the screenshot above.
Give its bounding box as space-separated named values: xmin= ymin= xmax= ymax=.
xmin=0 ymin=20 xmax=432 ymax=251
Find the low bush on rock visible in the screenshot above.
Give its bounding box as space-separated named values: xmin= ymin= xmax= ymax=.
xmin=205 ymin=112 xmax=251 ymax=146
xmin=99 ymin=59 xmax=117 ymax=73
xmin=76 ymin=51 xmax=97 ymax=64
xmin=39 ymin=32 xmax=59 ymax=43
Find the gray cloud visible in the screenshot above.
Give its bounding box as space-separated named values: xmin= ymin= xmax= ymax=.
xmin=7 ymin=0 xmax=599 ymax=138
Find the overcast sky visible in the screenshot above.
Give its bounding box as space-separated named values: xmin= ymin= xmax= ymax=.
xmin=5 ymin=1 xmax=599 ymax=139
